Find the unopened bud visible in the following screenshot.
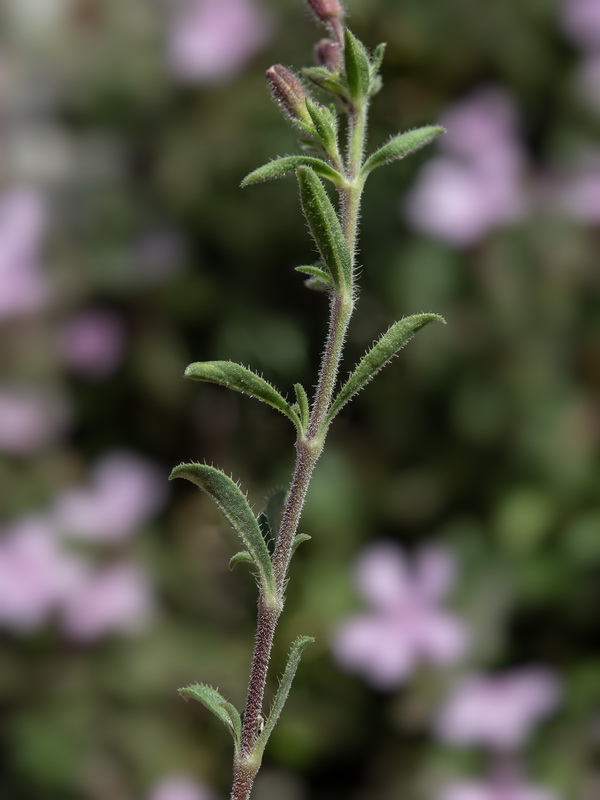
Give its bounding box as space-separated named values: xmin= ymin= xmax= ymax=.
xmin=315 ymin=39 xmax=342 ymax=72
xmin=305 ymin=0 xmax=344 ymax=23
xmin=266 ymin=65 xmax=311 ymax=124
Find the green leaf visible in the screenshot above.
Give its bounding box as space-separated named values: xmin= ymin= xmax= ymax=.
xmin=179 ymin=684 xmax=242 ymax=748
xmin=370 ymin=43 xmax=386 ymax=76
xmin=257 ymin=489 xmax=287 ymax=553
xmin=291 ymin=533 xmax=311 ymax=556
xmin=254 ymin=636 xmax=314 ymax=758
xmin=184 ymin=361 xmax=296 ymax=426
xmin=344 ymin=29 xmax=371 ymax=102
xmin=296 ymin=166 xmax=352 ymax=293
xmin=229 ymin=550 xmax=253 ymax=570
xmin=305 ymin=101 xmax=337 ymax=153
xmin=295 ymin=265 xmax=333 ymax=292
xmin=293 ymin=383 xmax=310 ymax=430
xmin=169 ymin=463 xmax=276 ymax=595
xmin=241 ymin=156 xmax=343 ymax=187
xmin=302 ymin=67 xmax=346 ymax=98
xmin=327 ymin=314 xmax=445 ymax=422
xmin=362 ymin=126 xmax=446 ymax=176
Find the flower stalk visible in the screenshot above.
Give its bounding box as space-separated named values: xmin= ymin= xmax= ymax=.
xmin=170 ymin=4 xmax=447 ymax=799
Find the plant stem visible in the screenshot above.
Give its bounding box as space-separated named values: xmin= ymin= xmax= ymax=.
xmin=230 ymin=97 xmax=369 ymax=800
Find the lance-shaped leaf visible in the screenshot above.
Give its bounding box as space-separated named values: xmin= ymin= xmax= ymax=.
xmin=296 ymin=166 xmax=352 ymax=292
xmin=293 ymin=383 xmax=310 ymax=430
xmin=295 ymin=265 xmax=333 ymax=293
xmin=253 ymin=636 xmax=314 ymax=759
xmin=305 ymin=100 xmax=337 ymax=154
xmin=302 ymin=66 xmax=347 ymax=98
xmin=362 ymin=126 xmax=446 ymax=176
xmin=344 ymin=29 xmax=371 ymax=102
xmin=169 ymin=463 xmax=276 ymax=595
xmin=241 ymin=156 xmax=343 ymax=187
xmin=327 ymin=313 xmax=445 ymax=423
xmin=184 ymin=361 xmax=298 ymax=428
xmin=291 ymin=533 xmax=311 ymax=557
xmin=179 ymin=684 xmax=242 ymax=749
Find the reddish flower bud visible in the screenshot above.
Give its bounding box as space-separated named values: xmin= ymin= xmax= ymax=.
xmin=305 ymin=0 xmax=344 ymax=23
xmin=266 ymin=65 xmax=311 ymax=123
xmin=315 ymin=38 xmax=342 ymax=72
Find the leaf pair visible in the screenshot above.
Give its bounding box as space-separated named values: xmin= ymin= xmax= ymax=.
xmin=181 ymin=637 xmax=314 ymax=761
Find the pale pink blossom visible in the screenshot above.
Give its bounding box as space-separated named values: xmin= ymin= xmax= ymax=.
xmin=0 ymin=517 xmax=85 ymax=632
xmin=435 ymin=669 xmax=561 ymax=750
xmin=167 ymin=0 xmax=273 ymax=83
xmin=0 ymin=386 xmax=71 ymax=454
xmin=332 ymin=543 xmax=469 ymax=689
xmin=576 ymin=54 xmax=600 ymax=112
xmin=61 ymin=562 xmax=154 ymax=641
xmin=559 ymin=152 xmax=600 ymax=223
xmin=405 ymin=88 xmax=527 ymax=246
xmin=53 ymin=451 xmax=168 ymax=543
xmin=562 ymin=0 xmax=600 ymax=52
xmin=57 ymin=309 xmax=125 ymax=379
xmin=437 ymin=775 xmax=559 ymax=800
xmin=148 ymin=775 xmax=214 ymax=800
xmin=0 ymin=186 xmax=50 ymax=318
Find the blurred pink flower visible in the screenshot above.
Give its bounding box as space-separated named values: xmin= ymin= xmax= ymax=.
xmin=562 ymin=0 xmax=600 ymax=51
xmin=437 ymin=774 xmax=559 ymax=800
xmin=559 ymin=153 xmax=600 ymax=223
xmin=167 ymin=0 xmax=273 ymax=83
xmin=576 ymin=54 xmax=600 ymax=112
xmin=0 ymin=386 xmax=71 ymax=454
xmin=405 ymin=88 xmax=527 ymax=246
xmin=57 ymin=309 xmax=126 ymax=379
xmin=61 ymin=562 xmax=154 ymax=641
xmin=149 ymin=775 xmax=214 ymax=800
xmin=332 ymin=543 xmax=469 ymax=689
xmin=0 ymin=517 xmax=85 ymax=632
xmin=0 ymin=186 xmax=50 ymax=318
xmin=53 ymin=451 xmax=168 ymax=542
xmin=435 ymin=669 xmax=561 ymax=750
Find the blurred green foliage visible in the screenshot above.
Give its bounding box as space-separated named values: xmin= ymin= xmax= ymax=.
xmin=0 ymin=0 xmax=599 ymax=799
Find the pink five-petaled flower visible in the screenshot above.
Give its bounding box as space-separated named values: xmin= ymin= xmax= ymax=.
xmin=60 ymin=562 xmax=154 ymax=642
xmin=434 ymin=669 xmax=561 ymax=750
xmin=53 ymin=451 xmax=168 ymax=544
xmin=167 ymin=0 xmax=273 ymax=84
xmin=404 ymin=88 xmax=527 ymax=247
xmin=332 ymin=542 xmax=469 ymax=689
xmin=0 ymin=516 xmax=85 ymax=632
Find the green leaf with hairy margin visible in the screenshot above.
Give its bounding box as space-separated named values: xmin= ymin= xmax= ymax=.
xmin=296 ymin=166 xmax=352 ymax=292
xmin=305 ymin=101 xmax=337 ymax=152
xmin=179 ymin=684 xmax=242 ymax=747
xmin=302 ymin=67 xmax=346 ymax=98
xmin=362 ymin=126 xmax=445 ymax=176
xmin=291 ymin=533 xmax=311 ymax=556
xmin=184 ymin=361 xmax=297 ymax=426
xmin=293 ymin=384 xmax=310 ymax=430
xmin=241 ymin=156 xmax=343 ymax=187
xmin=295 ymin=265 xmax=333 ymax=292
xmin=254 ymin=636 xmax=314 ymax=758
xmin=370 ymin=43 xmax=387 ymax=76
xmin=229 ymin=550 xmax=253 ymax=570
xmin=169 ymin=464 xmax=275 ymax=595
xmin=344 ymin=29 xmax=371 ymax=102
xmin=327 ymin=314 xmax=445 ymax=422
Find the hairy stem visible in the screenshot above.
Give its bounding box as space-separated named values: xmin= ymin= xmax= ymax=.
xmin=230 ymin=94 xmax=369 ymax=800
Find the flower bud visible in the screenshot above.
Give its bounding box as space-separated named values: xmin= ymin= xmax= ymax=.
xmin=315 ymin=39 xmax=342 ymax=72
xmin=266 ymin=65 xmax=311 ymax=124
xmin=305 ymin=0 xmax=344 ymax=23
